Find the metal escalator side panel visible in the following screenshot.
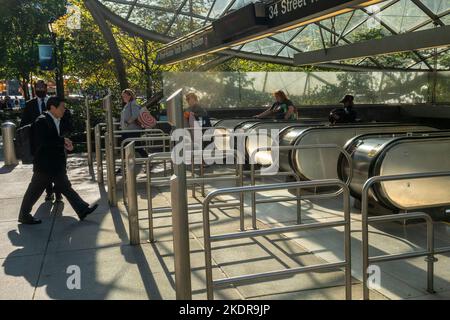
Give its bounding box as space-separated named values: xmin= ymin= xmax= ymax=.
xmin=293 ymin=125 xmax=437 ymax=181
xmin=374 ymin=137 xmax=450 ymax=210
xmin=338 ymin=128 xmax=441 ymax=195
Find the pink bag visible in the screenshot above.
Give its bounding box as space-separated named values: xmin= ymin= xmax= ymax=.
xmin=137 ymin=107 xmax=157 ymax=129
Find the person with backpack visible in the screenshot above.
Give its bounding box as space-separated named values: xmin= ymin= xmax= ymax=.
xmin=329 ymin=95 xmax=357 ymax=125
xmin=18 ymin=96 xmax=98 ymax=224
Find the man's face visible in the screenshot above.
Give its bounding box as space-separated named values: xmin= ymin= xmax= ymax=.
xmin=35 ymin=82 xmax=47 ymax=98
xmin=51 ymin=102 xmax=65 ymax=119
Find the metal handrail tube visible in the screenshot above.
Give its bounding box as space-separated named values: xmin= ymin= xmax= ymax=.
xmin=202 ymin=179 xmax=351 ymax=300
xmin=210 ymin=220 xmax=345 ymax=242
xmin=434 ymin=246 xmax=450 ymax=255
xmin=85 ymin=98 xmax=93 ymax=167
xmin=370 ymin=250 xmax=434 ymax=263
xmin=114 ymin=129 xmax=165 ymax=135
xmin=213 ymin=261 xmax=347 ymax=288
xmin=150 ymin=201 xmax=248 ymax=214
xmin=94 ymin=124 xmax=104 ymax=183
xmin=125 ymin=142 xmax=139 ymax=245
xmin=361 ymin=171 xmax=450 ymax=300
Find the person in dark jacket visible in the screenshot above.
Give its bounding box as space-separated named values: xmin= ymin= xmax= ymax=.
xmin=329 ymin=95 xmax=357 ymax=125
xmin=19 ymin=80 xmax=61 ymax=201
xmin=18 ymin=96 xmax=98 ymax=225
xmin=20 ymin=80 xmax=48 ymax=127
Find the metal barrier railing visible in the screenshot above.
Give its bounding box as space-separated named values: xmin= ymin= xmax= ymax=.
xmin=121 ymin=135 xmax=171 ymax=207
xmin=93 ymin=121 xmax=167 ymax=183
xmin=361 ymin=171 xmax=450 ymax=300
xmin=125 ymin=142 xmax=139 ymax=244
xmin=85 ymin=98 xmax=93 ymax=167
xmin=94 ymin=124 xmax=103 ymax=183
xmin=135 ymin=150 xmax=244 ymax=243
xmin=202 ymin=179 xmax=352 ymax=300
xmin=249 ymin=144 xmax=353 ymax=227
xmin=139 ymin=149 xmax=313 ymax=242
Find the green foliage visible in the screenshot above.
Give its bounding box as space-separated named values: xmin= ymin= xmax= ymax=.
xmin=0 ymin=0 xmax=67 ymax=97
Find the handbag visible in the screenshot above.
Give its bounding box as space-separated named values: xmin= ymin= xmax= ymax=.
xmin=137 ymin=106 xmax=157 ymax=129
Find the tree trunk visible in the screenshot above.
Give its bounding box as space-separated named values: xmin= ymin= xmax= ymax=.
xmin=143 ymin=41 xmax=153 ymax=100
xmin=21 ymin=76 xmax=30 ymax=100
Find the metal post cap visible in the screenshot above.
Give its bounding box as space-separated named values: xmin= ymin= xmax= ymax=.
xmin=1 ymin=121 xmax=16 ymax=128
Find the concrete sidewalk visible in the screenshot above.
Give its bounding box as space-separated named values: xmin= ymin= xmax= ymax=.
xmin=0 ymin=153 xmax=384 ymax=300
xmin=0 ymin=155 xmax=169 ymax=299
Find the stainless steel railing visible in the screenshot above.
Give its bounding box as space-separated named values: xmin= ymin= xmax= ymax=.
xmin=120 ymin=135 xmax=171 ymax=207
xmin=202 ymin=179 xmax=352 ymax=300
xmin=361 ymin=171 xmax=450 ymax=300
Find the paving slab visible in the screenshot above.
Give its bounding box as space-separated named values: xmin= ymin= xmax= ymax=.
xmin=0 ymin=195 xmax=49 ymax=222
xmin=46 ymin=212 xmax=125 ymax=253
xmin=0 ymin=219 xmax=53 ymax=259
xmin=34 ymin=245 xmax=163 ymax=300
xmin=0 ymin=254 xmax=44 ymax=300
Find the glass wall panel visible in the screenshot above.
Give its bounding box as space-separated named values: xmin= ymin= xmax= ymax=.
xmin=163 ymin=71 xmax=446 ymax=109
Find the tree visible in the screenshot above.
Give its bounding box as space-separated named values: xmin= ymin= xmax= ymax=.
xmin=0 ymin=0 xmax=67 ymax=99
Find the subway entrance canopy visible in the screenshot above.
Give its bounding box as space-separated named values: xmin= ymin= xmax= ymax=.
xmin=88 ymin=0 xmax=450 ymax=71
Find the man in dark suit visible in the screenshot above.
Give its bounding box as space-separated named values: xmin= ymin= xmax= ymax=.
xmin=18 ymin=96 xmax=98 ymax=225
xmin=20 ymin=80 xmax=62 ymax=202
xmin=20 ymin=80 xmax=48 ymax=127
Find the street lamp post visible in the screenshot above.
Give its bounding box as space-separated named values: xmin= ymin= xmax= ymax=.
xmin=47 ymin=18 xmax=65 ymax=100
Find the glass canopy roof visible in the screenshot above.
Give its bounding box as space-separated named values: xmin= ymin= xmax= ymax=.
xmin=97 ymin=0 xmax=450 ymax=70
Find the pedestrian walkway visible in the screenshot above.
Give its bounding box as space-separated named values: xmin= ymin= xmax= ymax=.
xmin=4 ymin=151 xmax=448 ymax=300
xmin=1 ymin=152 xmax=381 ymax=300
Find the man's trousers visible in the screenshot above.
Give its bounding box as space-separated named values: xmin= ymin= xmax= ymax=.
xmin=19 ymin=171 xmax=89 ymax=218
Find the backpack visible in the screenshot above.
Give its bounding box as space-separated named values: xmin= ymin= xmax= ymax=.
xmin=136 ymin=106 xmax=157 ymax=129
xmin=15 ymin=124 xmax=34 ymax=164
xmin=329 ymin=108 xmax=356 ymax=124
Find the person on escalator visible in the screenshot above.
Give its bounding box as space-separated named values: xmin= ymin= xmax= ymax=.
xmin=184 ymin=92 xmax=212 ymax=165
xmin=329 ymin=95 xmax=357 ymax=125
xmin=255 ymin=90 xmax=297 ymax=120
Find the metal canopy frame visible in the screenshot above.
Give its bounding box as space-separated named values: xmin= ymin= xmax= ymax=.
xmin=89 ymin=0 xmax=450 ymax=71
xmin=293 ymin=25 xmax=450 ymax=66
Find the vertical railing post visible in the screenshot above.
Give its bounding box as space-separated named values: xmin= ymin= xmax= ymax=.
xmin=85 ymin=97 xmax=93 ymax=167
xmin=94 ymin=124 xmax=103 ymax=184
xmin=167 ymin=89 xmax=192 ymax=300
xmin=105 ymin=94 xmax=117 ymax=206
xmin=125 ymin=142 xmax=140 ymax=245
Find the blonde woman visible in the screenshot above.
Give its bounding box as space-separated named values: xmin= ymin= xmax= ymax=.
xmin=255 ymin=90 xmax=297 ymax=120
xmin=117 ymin=89 xmax=147 ymax=174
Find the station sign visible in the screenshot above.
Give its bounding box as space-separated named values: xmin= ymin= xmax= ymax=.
xmin=156 ymin=0 xmax=371 ymax=65
xmin=38 ymin=44 xmax=55 ymax=71
xmin=266 ymin=0 xmax=355 ymax=27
